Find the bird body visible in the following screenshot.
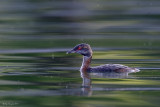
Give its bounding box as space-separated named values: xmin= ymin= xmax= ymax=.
xmin=88 ymin=64 xmax=140 ymax=73
xmin=67 ymin=43 xmax=140 ymax=86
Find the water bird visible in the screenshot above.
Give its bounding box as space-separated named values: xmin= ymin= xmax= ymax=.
xmin=67 ymin=43 xmax=140 ymax=86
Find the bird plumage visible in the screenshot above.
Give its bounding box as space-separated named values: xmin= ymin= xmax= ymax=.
xmin=67 ymin=43 xmax=140 ymax=86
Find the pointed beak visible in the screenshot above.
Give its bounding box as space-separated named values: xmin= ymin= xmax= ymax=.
xmin=66 ymin=49 xmax=76 ymax=54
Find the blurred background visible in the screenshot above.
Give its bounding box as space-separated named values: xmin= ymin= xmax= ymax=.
xmin=0 ymin=0 xmax=160 ymax=107
xmin=0 ymin=0 xmax=160 ymax=49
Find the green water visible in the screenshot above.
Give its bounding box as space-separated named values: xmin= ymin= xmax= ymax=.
xmin=0 ymin=0 xmax=160 ymax=107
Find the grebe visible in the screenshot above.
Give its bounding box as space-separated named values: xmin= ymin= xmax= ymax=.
xmin=67 ymin=43 xmax=140 ymax=86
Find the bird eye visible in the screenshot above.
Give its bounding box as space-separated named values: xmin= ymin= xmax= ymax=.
xmin=77 ymin=46 xmax=82 ymax=50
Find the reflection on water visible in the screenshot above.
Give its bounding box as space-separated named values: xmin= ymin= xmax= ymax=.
xmin=91 ymin=72 xmax=129 ymax=78
xmin=0 ymin=0 xmax=160 ymax=106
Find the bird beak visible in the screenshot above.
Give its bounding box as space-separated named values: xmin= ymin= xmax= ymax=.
xmin=66 ymin=49 xmax=76 ymax=54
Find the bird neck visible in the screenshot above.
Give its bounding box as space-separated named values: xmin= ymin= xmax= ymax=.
xmin=81 ymin=56 xmax=92 ymax=71
xmin=80 ymin=55 xmax=92 ymax=86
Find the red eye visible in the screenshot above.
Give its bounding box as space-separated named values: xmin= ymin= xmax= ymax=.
xmin=77 ymin=47 xmax=82 ymax=50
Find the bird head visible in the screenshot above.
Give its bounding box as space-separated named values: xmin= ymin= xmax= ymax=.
xmin=67 ymin=43 xmax=92 ymax=57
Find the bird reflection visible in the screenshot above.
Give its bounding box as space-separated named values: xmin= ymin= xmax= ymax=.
xmin=80 ymin=72 xmax=130 ymax=96
xmin=81 ymin=85 xmax=92 ymax=96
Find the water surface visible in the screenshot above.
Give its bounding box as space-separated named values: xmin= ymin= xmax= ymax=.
xmin=0 ymin=0 xmax=160 ymax=107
